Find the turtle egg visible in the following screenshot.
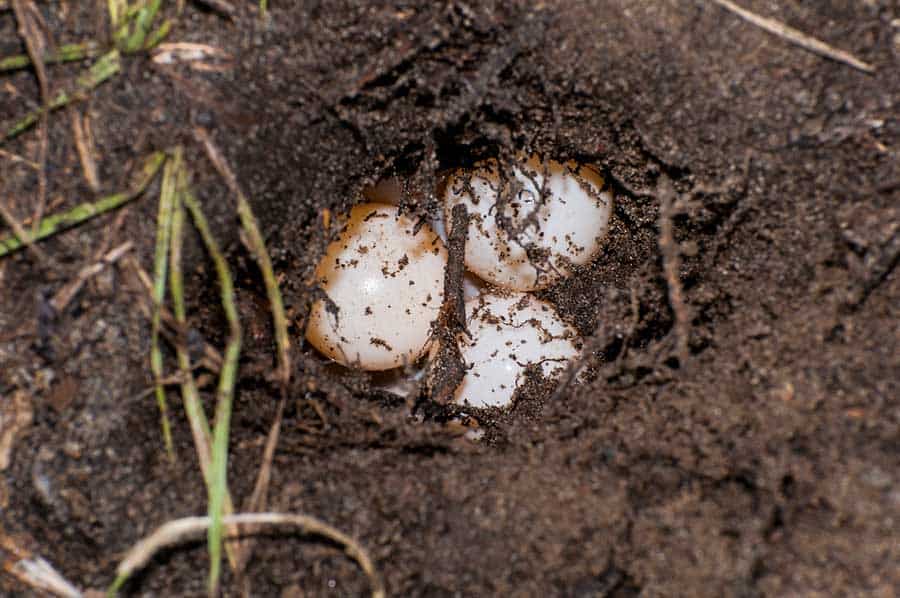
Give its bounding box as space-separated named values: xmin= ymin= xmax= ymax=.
xmin=453 ymin=292 xmax=581 ymax=408
xmin=443 ymin=155 xmax=612 ymax=291
xmin=305 ymin=202 xmax=447 ymax=370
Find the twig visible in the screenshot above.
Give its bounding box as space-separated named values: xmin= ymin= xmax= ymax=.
xmin=0 ymin=149 xmax=164 ymax=257
xmin=11 ymin=0 xmax=52 ymax=236
xmin=69 ymin=108 xmax=101 ymax=192
xmin=109 ymin=513 xmax=385 ymax=598
xmin=656 ymin=175 xmax=690 ymax=366
xmin=0 ymin=528 xmax=81 ymax=598
xmin=0 ymin=200 xmax=50 ymax=263
xmin=49 ymin=241 xmax=132 ymax=313
xmin=195 ymin=127 xmax=291 ymax=391
xmin=708 ymin=0 xmax=875 ymax=74
xmin=0 ymin=390 xmax=33 ymax=470
xmin=0 ymin=148 xmax=39 ymax=169
xmin=233 ymin=397 xmax=286 ymax=576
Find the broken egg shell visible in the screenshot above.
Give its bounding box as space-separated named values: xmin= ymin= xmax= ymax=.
xmin=305 ymin=202 xmax=448 ymax=371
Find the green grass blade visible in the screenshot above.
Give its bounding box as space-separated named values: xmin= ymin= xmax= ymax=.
xmin=0 ymin=41 xmax=103 ymax=72
xmin=0 ymin=150 xmax=164 ymax=257
xmin=235 ymin=189 xmax=291 ymax=386
xmin=182 ymin=187 xmax=241 ymax=596
xmin=150 ymin=152 xmax=178 ymax=461
xmin=165 ymin=151 xmax=240 ymax=582
xmin=5 ymin=49 xmax=120 ymax=140
xmin=143 ymin=19 xmax=173 ymax=50
xmin=125 ymin=0 xmax=162 ymax=52
xmin=108 ymin=0 xmax=129 ymax=46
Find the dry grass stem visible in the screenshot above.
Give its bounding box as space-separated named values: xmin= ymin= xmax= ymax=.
xmin=50 ymin=241 xmax=132 ymax=313
xmin=126 ymin=256 xmax=224 ymax=370
xmin=194 ymin=127 xmax=291 ymax=391
xmin=0 ymin=530 xmax=81 ymax=598
xmin=9 ymin=557 xmax=80 ymax=598
xmin=233 ymin=397 xmax=286 ymax=575
xmin=70 ymin=109 xmax=101 ymax=192
xmin=0 ymin=149 xmax=163 ymax=257
xmin=0 ymin=148 xmax=39 ymax=170
xmin=11 ymin=0 xmax=51 ymax=235
xmin=709 ymin=0 xmax=875 ymax=73
xmin=111 ymin=513 xmax=385 ymax=598
xmin=0 ymin=390 xmax=33 ymax=471
xmin=0 ymin=200 xmax=51 ymax=263
xmin=657 ymin=175 xmax=691 ymax=366
xmin=4 ymin=49 xmax=120 ymax=141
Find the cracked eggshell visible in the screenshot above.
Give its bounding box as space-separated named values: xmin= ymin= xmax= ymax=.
xmin=306 ymin=202 xmax=447 ymax=371
xmin=443 ymin=155 xmax=612 ymax=291
xmin=453 ymin=292 xmax=581 ymax=408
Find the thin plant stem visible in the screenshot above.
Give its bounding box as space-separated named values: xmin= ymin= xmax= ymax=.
xmin=181 ymin=184 xmax=242 ymax=595
xmin=0 ymin=150 xmax=164 ymax=257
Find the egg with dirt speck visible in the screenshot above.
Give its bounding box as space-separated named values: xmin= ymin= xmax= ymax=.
xmin=306 ymin=202 xmax=447 ymax=370
xmin=443 ymin=155 xmax=612 ymax=291
xmin=453 ymin=292 xmax=581 ymax=408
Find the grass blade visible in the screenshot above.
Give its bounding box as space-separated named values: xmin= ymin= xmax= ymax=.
xmin=108 ymin=0 xmax=129 ymax=46
xmin=195 ymin=128 xmax=291 ymax=389
xmin=0 ymin=149 xmax=164 ymax=257
xmin=5 ymin=49 xmax=120 ymax=140
xmin=165 ymin=149 xmax=240 ymax=581
xmin=124 ymin=0 xmax=162 ymax=52
xmin=143 ymin=19 xmax=173 ymax=50
xmin=0 ymin=41 xmax=102 ymax=72
xmin=150 ymin=150 xmax=178 ymax=461
xmin=181 ymin=186 xmax=241 ymax=595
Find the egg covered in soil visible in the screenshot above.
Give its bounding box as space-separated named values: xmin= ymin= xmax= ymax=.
xmin=443 ymin=155 xmax=612 ymax=291
xmin=453 ymin=292 xmax=581 ymax=408
xmin=306 ymin=202 xmax=447 ymax=370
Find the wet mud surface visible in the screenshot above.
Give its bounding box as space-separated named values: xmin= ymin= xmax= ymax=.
xmin=1 ymin=1 xmax=898 ymax=596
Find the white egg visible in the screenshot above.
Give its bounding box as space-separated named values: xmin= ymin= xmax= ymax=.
xmin=453 ymin=292 xmax=581 ymax=408
xmin=443 ymin=155 xmax=612 ymax=291
xmin=306 ymin=202 xmax=447 ymax=370
xmin=364 ymin=177 xmax=482 ymax=300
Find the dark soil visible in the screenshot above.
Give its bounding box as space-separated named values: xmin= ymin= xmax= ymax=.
xmin=2 ymin=1 xmax=898 ymax=596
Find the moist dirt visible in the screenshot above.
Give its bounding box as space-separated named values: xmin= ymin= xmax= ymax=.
xmin=1 ymin=1 xmax=898 ymax=596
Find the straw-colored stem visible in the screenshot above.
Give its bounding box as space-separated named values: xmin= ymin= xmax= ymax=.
xmin=109 ymin=513 xmax=385 ymax=598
